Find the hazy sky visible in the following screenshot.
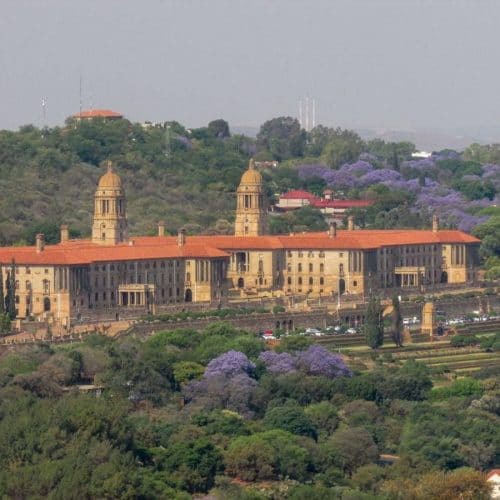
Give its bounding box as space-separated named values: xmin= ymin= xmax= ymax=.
xmin=1 ymin=0 xmax=500 ymax=132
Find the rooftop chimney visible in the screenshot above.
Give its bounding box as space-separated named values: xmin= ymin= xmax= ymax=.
xmin=60 ymin=224 xmax=69 ymax=243
xmin=158 ymin=221 xmax=165 ymax=237
xmin=328 ymin=221 xmax=337 ymax=238
xmin=347 ymin=216 xmax=354 ymax=231
xmin=36 ymin=233 xmax=45 ymax=253
xmin=432 ymin=215 xmax=439 ymax=233
xmin=178 ymin=228 xmax=186 ymax=247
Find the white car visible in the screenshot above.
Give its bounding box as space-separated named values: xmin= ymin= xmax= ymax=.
xmin=346 ymin=327 xmax=357 ymax=334
xmin=305 ymin=328 xmax=322 ymax=335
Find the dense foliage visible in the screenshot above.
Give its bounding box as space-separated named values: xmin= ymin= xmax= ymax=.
xmin=0 ymin=321 xmax=497 ymax=498
xmin=0 ymin=117 xmax=499 ymax=269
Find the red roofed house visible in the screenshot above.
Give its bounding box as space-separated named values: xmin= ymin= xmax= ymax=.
xmin=276 ymin=189 xmax=373 ymax=224
xmin=487 ymin=470 xmax=500 ymax=499
xmin=0 ymin=160 xmax=480 ymax=324
xmin=73 ymin=109 xmax=124 ymax=121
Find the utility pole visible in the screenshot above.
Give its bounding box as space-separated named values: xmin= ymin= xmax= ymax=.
xmin=165 ymin=122 xmax=171 ymax=162
xmin=79 ymin=75 xmax=83 ymax=117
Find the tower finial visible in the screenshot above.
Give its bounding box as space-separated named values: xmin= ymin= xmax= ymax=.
xmin=106 ymin=160 xmax=113 ymax=173
xmin=249 ymin=158 xmax=255 ymax=170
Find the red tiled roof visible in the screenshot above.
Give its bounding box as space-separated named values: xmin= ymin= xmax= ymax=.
xmin=0 ymin=229 xmax=479 ymax=266
xmin=135 ymin=230 xmax=480 ymax=251
xmin=279 ymin=190 xmax=317 ymax=200
xmin=0 ymin=239 xmax=228 ymax=266
xmin=311 ymin=199 xmax=373 ymax=208
xmin=487 ymin=469 xmax=500 ymax=480
xmin=279 ymin=190 xmax=373 ymax=209
xmin=74 ymin=109 xmax=123 ymax=119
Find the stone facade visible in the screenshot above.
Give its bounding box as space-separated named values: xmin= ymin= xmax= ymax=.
xmin=0 ymin=159 xmax=481 ymax=324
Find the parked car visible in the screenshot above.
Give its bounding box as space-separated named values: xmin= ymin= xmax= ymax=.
xmin=259 ymin=329 xmax=274 ymax=336
xmin=305 ymin=327 xmax=322 ymax=335
xmin=346 ymin=327 xmax=357 ymax=334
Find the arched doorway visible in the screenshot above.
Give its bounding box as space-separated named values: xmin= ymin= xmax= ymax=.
xmin=185 ymin=289 xmax=192 ymax=302
xmin=237 ymin=277 xmax=244 ymax=288
xmin=440 ymin=271 xmax=448 ymax=284
xmin=339 ymin=279 xmax=346 ymax=295
xmin=43 ymin=297 xmax=51 ymax=312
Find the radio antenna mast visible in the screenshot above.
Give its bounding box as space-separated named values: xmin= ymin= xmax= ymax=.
xmin=305 ymin=96 xmax=309 ymax=132
xmin=79 ymin=75 xmax=83 ymax=117
xmin=41 ymin=98 xmax=47 ymax=128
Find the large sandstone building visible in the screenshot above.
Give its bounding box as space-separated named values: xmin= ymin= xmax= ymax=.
xmin=0 ymin=160 xmax=480 ymax=323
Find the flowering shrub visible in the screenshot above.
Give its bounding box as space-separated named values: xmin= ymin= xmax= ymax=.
xmin=296 ymin=345 xmax=352 ymax=378
xmin=295 ymin=154 xmax=494 ymax=234
xmin=204 ymin=350 xmax=255 ymax=378
xmin=359 ymin=168 xmax=402 ymax=187
xmin=258 ymin=351 xmax=296 ymax=374
xmin=259 ymin=345 xmax=351 ymax=379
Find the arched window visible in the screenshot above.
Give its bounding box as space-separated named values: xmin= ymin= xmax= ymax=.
xmin=309 ymin=277 xmax=313 ymax=285
xmin=309 ymin=263 xmax=313 ymax=272
xmin=298 ymin=277 xmax=302 ymax=285
xmin=298 ymin=263 xmax=302 ymax=272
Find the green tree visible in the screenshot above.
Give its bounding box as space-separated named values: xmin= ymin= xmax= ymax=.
xmin=365 ymin=296 xmax=384 ymax=349
xmin=321 ymin=427 xmax=379 ymax=476
xmin=415 ymin=467 xmax=492 ymax=500
xmin=0 ymin=266 xmax=4 ymax=315
xmin=321 ymin=129 xmax=364 ymax=168
xmin=173 ymin=361 xmax=205 ymax=385
xmin=472 ymin=216 xmax=500 ymax=259
xmin=257 ymin=117 xmax=306 ymax=160
xmin=150 ymin=437 xmax=223 ymax=493
xmin=391 ymin=294 xmax=403 ymax=347
xmin=263 ymin=400 xmax=318 ymax=440
xmin=304 ymin=401 xmax=339 ymax=437
xmin=0 ymin=313 xmax=11 ymax=335
xmin=207 ymin=119 xmax=230 ymax=139
xmin=5 ymin=261 xmax=16 ymax=320
xmin=224 ymin=429 xmax=312 ymax=481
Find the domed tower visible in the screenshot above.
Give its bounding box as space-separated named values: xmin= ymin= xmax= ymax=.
xmin=92 ymin=161 xmax=128 ymax=245
xmin=234 ymin=159 xmax=267 ymax=236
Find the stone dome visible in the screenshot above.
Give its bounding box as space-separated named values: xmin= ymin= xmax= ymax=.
xmin=98 ymin=161 xmax=122 ymax=188
xmin=239 ymin=159 xmax=262 ymax=185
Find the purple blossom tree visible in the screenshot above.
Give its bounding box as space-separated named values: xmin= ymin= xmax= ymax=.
xmin=258 ymin=351 xmax=296 ymax=374
xmin=185 ymin=350 xmax=257 ymax=416
xmin=359 ymin=169 xmax=402 ymax=187
xmin=204 ymin=350 xmax=255 ymax=378
xmin=383 ymin=178 xmax=421 ymax=194
xmin=401 ymin=158 xmax=436 ymax=171
xmin=297 ymin=163 xmax=331 ymax=180
xmin=482 ymin=164 xmax=500 ymax=188
xmin=295 ymin=345 xmax=351 ymax=378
